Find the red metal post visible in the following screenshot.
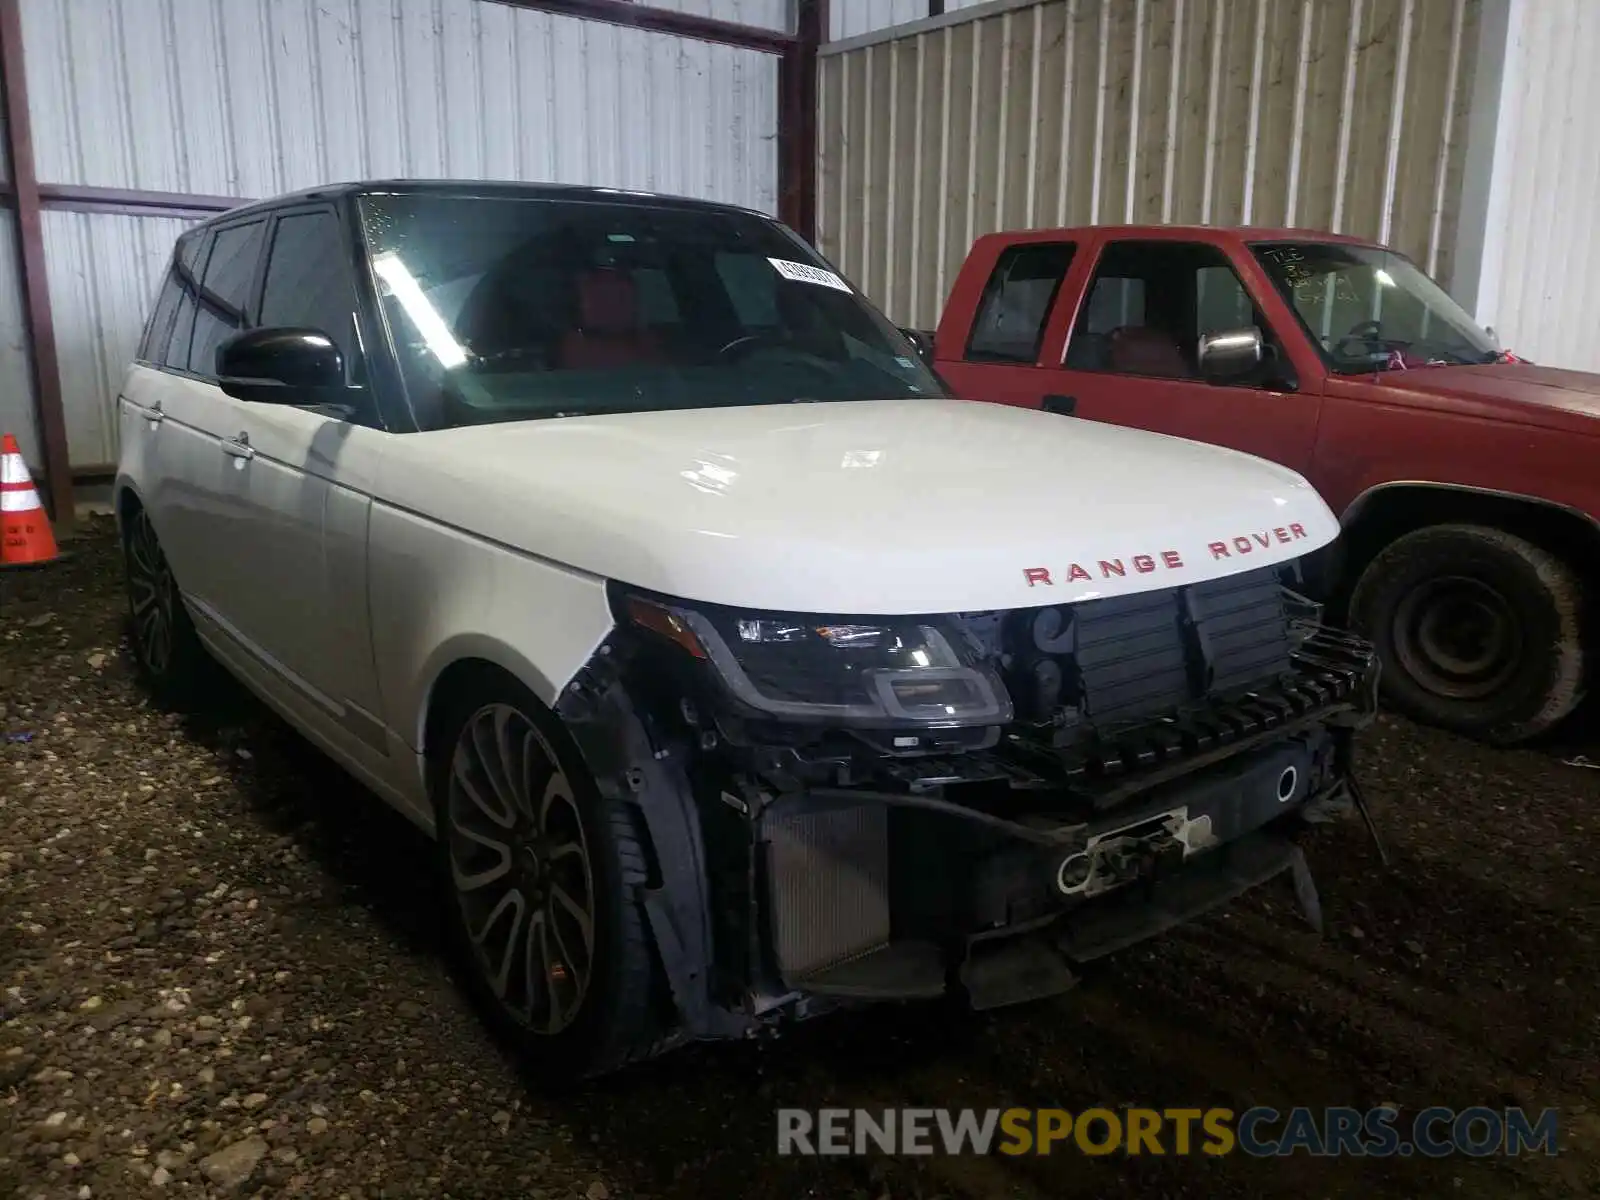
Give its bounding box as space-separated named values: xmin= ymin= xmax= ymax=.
xmin=0 ymin=0 xmax=73 ymax=529
xmin=779 ymin=0 xmax=824 ymax=243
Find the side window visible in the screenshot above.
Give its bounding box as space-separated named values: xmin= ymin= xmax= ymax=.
xmin=1065 ymin=241 xmax=1272 ymax=380
xmin=161 ymin=233 xmax=211 ymax=372
xmin=188 ymin=219 xmax=267 ymax=377
xmin=139 ymin=257 xmax=184 ymax=364
xmin=1081 ymin=276 xmax=1145 ymax=334
xmin=1196 ymin=265 xmax=1255 ymax=335
xmin=258 ymin=211 xmax=363 ymax=382
xmin=964 ymin=242 xmax=1076 ymax=364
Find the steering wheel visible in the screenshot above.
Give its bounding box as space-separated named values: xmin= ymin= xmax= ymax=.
xmin=1333 ymin=318 xmax=1404 ymax=360
xmin=716 ymin=332 xmax=792 ymax=361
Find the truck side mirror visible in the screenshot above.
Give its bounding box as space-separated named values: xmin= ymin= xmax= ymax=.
xmin=1197 ymin=326 xmax=1264 ymax=379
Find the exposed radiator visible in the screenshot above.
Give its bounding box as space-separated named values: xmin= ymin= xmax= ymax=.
xmin=762 ymin=802 xmax=890 ymax=980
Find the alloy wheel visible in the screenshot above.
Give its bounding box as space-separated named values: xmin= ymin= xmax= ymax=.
xmin=126 ymin=510 xmax=177 ymax=676
xmin=444 ymin=704 xmax=597 ymax=1035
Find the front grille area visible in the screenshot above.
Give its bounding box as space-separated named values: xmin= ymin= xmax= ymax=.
xmin=1053 ymin=622 xmax=1375 ymax=803
xmin=867 ymin=622 xmax=1378 ymax=802
xmin=999 ymin=566 xmax=1291 ymax=728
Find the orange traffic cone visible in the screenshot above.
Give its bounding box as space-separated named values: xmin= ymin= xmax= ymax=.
xmin=1 ymin=433 xmax=61 ymax=570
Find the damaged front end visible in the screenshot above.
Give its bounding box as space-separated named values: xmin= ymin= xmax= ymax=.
xmin=554 ymin=565 xmax=1379 ymax=1046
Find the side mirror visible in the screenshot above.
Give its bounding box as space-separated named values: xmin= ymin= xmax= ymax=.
xmin=216 ymin=327 xmax=346 ymax=404
xmin=1197 ymin=326 xmax=1264 ymax=379
xmin=899 ymin=327 xmax=937 ymax=369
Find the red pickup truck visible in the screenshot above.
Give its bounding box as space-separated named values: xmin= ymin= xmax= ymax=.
xmin=932 ymin=225 xmax=1600 ymax=746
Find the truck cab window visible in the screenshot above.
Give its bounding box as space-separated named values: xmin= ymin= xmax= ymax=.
xmin=964 ymin=243 xmax=1075 ymax=364
xmin=1066 ymin=241 xmax=1276 ymax=381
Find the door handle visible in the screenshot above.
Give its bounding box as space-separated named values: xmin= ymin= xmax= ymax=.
xmin=123 ymin=395 xmax=163 ymax=424
xmin=221 ymin=432 xmax=255 ymax=461
xmin=1041 ymin=393 xmax=1077 ymax=415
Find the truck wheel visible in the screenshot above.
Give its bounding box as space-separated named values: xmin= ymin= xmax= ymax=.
xmin=431 ymin=678 xmax=661 ymax=1082
xmin=123 ymin=505 xmax=212 ymax=704
xmin=1348 ymin=523 xmax=1585 ymax=744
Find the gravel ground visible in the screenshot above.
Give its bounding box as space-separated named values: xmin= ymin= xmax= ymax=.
xmin=4 ymin=520 xmax=1600 ymax=1199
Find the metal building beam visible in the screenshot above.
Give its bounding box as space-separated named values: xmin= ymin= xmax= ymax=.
xmin=0 ymin=0 xmax=72 ymax=529
xmin=500 ymin=0 xmax=795 ymax=53
xmin=35 ymin=185 xmax=246 ymax=219
xmin=779 ymin=0 xmax=825 ymax=241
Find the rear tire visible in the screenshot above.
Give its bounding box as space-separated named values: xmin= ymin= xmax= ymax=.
xmin=1348 ymin=523 xmax=1585 ymax=744
xmin=122 ymin=505 xmax=212 ymax=705
xmin=430 ymin=675 xmax=662 ymax=1083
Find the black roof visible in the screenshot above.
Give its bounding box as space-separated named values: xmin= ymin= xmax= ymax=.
xmin=193 ymin=178 xmax=772 ymax=229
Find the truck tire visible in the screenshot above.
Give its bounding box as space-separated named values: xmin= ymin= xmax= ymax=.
xmin=1348 ymin=523 xmax=1585 ymax=744
xmin=122 ymin=504 xmax=213 ymax=705
xmin=430 ymin=675 xmax=662 ymax=1083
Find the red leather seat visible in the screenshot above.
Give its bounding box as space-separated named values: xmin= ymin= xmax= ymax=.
xmin=558 ymin=270 xmax=667 ymax=368
xmin=1108 ymin=325 xmax=1188 ymax=377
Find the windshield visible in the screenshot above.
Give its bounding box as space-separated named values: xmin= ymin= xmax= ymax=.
xmin=355 ymin=193 xmax=943 ymax=429
xmin=1250 ymin=241 xmax=1499 ymax=373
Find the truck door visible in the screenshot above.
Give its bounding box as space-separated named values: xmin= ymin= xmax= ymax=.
xmin=1039 ymin=237 xmax=1322 ymax=473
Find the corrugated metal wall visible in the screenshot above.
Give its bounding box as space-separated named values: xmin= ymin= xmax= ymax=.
xmin=831 ymin=0 xmax=989 ymax=41
xmin=819 ymin=0 xmax=1482 ymax=330
xmin=23 ymin=0 xmax=778 ymax=208
xmin=16 ymin=0 xmax=781 ymax=469
xmin=650 ymin=0 xmax=788 ymax=28
xmin=0 ymin=227 xmax=38 ymax=469
xmin=1470 ymin=0 xmax=1600 ymax=370
xmin=41 ymin=213 xmax=199 ymax=470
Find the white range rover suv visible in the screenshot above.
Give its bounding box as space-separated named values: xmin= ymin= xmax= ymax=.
xmin=116 ymin=180 xmax=1379 ymax=1080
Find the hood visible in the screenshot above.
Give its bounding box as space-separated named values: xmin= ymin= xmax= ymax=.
xmin=1359 ymin=363 xmax=1600 ymax=432
xmin=377 ymin=399 xmax=1338 ymax=615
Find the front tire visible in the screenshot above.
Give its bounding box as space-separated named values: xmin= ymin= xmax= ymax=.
xmin=123 ymin=505 xmax=211 ymax=704
xmin=1348 ymin=523 xmax=1585 ymax=744
xmin=431 ymin=677 xmax=661 ymax=1082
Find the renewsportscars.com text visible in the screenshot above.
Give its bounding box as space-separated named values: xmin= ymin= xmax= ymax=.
xmin=776 ymin=1106 xmax=1559 ymax=1158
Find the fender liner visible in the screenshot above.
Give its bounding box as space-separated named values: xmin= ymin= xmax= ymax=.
xmin=556 ymin=641 xmax=752 ymax=1042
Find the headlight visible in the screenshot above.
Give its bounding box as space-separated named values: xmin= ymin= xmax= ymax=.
xmin=621 ymin=593 xmax=1012 ymax=729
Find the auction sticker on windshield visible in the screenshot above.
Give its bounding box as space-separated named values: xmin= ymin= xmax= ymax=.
xmin=769 ymin=258 xmax=853 ymax=292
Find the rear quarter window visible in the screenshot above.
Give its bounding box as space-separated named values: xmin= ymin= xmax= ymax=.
xmin=138 ymin=255 xmax=185 ymax=364
xmin=154 ymin=232 xmax=213 ymax=372
xmin=964 ymin=242 xmax=1076 ymax=364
